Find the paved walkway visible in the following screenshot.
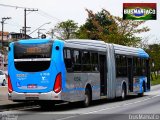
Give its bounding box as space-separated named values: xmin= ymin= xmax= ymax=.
xmin=0 ymin=86 xmax=20 ymax=110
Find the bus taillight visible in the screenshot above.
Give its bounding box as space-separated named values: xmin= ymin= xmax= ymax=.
xmin=8 ymin=75 xmax=13 ymax=93
xmin=54 ymin=73 xmax=62 ymax=93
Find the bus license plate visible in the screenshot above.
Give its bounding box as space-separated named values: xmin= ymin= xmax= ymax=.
xmin=27 ymin=84 xmax=37 ymax=89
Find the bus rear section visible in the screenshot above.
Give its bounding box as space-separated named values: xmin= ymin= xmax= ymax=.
xmin=8 ymin=39 xmax=65 ymax=102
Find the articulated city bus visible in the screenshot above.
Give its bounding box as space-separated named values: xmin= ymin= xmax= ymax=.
xmin=8 ymin=39 xmax=150 ymax=108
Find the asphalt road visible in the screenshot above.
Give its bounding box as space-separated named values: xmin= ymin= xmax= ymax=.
xmin=0 ymin=85 xmax=160 ymax=120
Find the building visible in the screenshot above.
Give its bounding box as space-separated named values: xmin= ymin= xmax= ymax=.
xmin=0 ymin=31 xmax=9 ymax=44
xmin=8 ymin=32 xmax=32 ymax=42
xmin=0 ymin=31 xmax=32 ymax=70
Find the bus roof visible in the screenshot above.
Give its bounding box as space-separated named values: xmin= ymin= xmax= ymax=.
xmin=64 ymin=39 xmax=149 ymax=58
xmin=11 ymin=38 xmax=149 ymax=58
xmin=113 ymin=44 xmax=149 ymax=58
xmin=14 ymin=38 xmax=52 ymax=44
xmin=65 ymin=39 xmax=107 ymax=52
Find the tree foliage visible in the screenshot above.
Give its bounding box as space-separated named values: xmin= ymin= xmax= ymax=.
xmin=146 ymin=44 xmax=160 ymax=72
xmin=76 ymin=9 xmax=150 ymax=46
xmin=51 ymin=20 xmax=78 ymax=40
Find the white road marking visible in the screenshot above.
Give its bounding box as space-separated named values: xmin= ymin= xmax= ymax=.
xmin=83 ymin=95 xmax=160 ymax=115
xmin=55 ymin=94 xmax=160 ymax=120
xmin=56 ymin=115 xmax=78 ymax=120
xmin=1 ymin=86 xmax=160 ymax=120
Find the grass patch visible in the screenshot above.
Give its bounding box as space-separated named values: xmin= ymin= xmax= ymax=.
xmin=151 ymin=74 xmax=160 ymax=86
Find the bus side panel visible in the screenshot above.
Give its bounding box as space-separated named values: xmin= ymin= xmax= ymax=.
xmin=115 ymin=78 xmax=129 ymax=97
xmin=63 ymin=72 xmax=100 ymax=102
xmin=87 ymin=73 xmax=100 ymax=100
xmin=64 ymin=72 xmax=85 ymax=102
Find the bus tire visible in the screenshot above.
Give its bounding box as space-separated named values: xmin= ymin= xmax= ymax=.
xmin=121 ymin=84 xmax=126 ymax=100
xmin=83 ymin=89 xmax=91 ymax=107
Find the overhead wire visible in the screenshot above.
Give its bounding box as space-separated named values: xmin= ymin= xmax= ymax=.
xmin=0 ymin=3 xmax=62 ymax=23
xmin=0 ymin=3 xmax=35 ymax=9
xmin=37 ymin=9 xmax=62 ymax=22
xmin=0 ymin=3 xmax=63 ymax=36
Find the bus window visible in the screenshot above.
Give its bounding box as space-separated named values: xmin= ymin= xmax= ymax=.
xmin=133 ymin=58 xmax=147 ymax=76
xmin=91 ymin=53 xmax=99 ymax=71
xmin=14 ymin=42 xmax=52 ymax=72
xmin=64 ymin=49 xmax=73 ymax=71
xmin=82 ymin=51 xmax=92 ymax=71
xmin=116 ymin=55 xmax=127 ymax=77
xmin=73 ymin=50 xmax=81 ymax=71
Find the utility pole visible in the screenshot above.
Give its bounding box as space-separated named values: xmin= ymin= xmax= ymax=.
xmin=24 ymin=8 xmax=38 ymax=39
xmin=1 ymin=17 xmax=11 ymax=48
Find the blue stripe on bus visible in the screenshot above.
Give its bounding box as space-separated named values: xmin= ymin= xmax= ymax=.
xmin=63 ymin=85 xmax=100 ymax=92
xmin=138 ymin=48 xmax=149 ymax=58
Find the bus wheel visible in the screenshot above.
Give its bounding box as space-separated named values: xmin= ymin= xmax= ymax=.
xmin=83 ymin=89 xmax=91 ymax=107
xmin=121 ymin=84 xmax=126 ymax=100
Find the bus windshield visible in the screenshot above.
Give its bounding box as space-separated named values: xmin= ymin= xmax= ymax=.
xmin=14 ymin=42 xmax=53 ymax=72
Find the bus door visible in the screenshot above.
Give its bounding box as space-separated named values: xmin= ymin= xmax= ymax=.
xmin=99 ymin=54 xmax=107 ymax=96
xmin=146 ymin=59 xmax=150 ymax=90
xmin=128 ymin=57 xmax=133 ymax=92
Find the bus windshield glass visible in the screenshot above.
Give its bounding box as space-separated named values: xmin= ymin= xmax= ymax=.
xmin=14 ymin=42 xmax=53 ymax=72
xmin=14 ymin=42 xmax=52 ymax=59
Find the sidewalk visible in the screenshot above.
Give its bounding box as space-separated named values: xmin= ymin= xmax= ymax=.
xmin=0 ymin=86 xmax=27 ymax=111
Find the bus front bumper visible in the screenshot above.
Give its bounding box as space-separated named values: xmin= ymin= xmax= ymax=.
xmin=8 ymin=91 xmax=61 ymax=101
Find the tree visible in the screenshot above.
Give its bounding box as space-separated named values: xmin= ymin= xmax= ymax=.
xmin=76 ymin=9 xmax=117 ymax=41
xmin=146 ymin=44 xmax=160 ymax=72
xmin=50 ymin=20 xmax=78 ymax=40
xmin=114 ymin=16 xmax=149 ymax=46
xmin=76 ymin=9 xmax=150 ymax=46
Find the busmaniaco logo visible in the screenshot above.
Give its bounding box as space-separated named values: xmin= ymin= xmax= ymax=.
xmin=123 ymin=3 xmax=157 ymax=20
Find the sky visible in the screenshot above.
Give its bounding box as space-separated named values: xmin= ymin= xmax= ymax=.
xmin=0 ymin=0 xmax=160 ymax=44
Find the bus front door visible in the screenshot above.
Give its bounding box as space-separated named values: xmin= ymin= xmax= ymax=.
xmin=99 ymin=54 xmax=107 ymax=96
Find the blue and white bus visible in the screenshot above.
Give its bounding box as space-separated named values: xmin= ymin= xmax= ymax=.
xmin=8 ymin=38 xmax=150 ymax=108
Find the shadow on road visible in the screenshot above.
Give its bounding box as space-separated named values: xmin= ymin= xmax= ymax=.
xmin=18 ymin=95 xmax=148 ymax=112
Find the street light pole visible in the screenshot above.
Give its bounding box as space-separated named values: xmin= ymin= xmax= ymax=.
xmin=24 ymin=8 xmax=26 ymax=39
xmin=29 ymin=22 xmax=51 ymax=36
